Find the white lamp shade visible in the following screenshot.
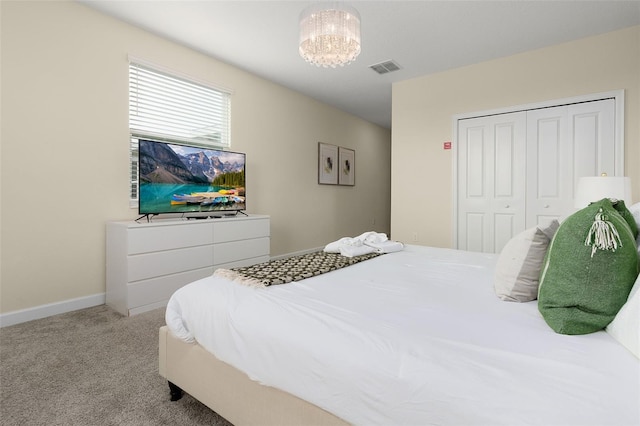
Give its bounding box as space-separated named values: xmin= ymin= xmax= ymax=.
xmin=574 ymin=176 xmax=633 ymax=208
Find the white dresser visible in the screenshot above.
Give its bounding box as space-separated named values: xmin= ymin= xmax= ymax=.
xmin=106 ymin=215 xmax=270 ymax=316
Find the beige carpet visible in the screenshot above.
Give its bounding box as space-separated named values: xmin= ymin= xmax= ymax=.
xmin=0 ymin=305 xmax=232 ymax=425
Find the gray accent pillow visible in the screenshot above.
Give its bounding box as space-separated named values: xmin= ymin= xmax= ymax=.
xmin=494 ymin=220 xmax=559 ymax=302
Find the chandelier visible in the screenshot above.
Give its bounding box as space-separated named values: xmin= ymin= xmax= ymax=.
xmin=299 ymin=3 xmax=361 ymax=68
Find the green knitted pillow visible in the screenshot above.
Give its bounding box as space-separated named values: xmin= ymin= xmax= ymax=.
xmin=538 ymin=198 xmax=639 ymax=335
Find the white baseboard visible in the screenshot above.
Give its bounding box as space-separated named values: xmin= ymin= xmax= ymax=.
xmin=0 ymin=248 xmax=324 ymax=328
xmin=0 ymin=293 xmax=106 ymax=328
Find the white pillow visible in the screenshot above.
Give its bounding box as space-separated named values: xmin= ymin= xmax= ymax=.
xmin=606 ymin=275 xmax=640 ymax=359
xmin=494 ymin=220 xmax=559 ymax=302
xmin=628 ymin=202 xmax=640 ymax=252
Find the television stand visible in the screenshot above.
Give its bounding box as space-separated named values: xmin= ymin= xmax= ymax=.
xmin=135 ymin=214 xmax=158 ymax=223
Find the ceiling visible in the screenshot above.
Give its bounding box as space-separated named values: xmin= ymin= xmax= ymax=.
xmin=80 ymin=0 xmax=640 ymax=129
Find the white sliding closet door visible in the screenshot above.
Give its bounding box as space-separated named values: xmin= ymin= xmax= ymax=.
xmin=456 ymin=97 xmax=617 ymax=254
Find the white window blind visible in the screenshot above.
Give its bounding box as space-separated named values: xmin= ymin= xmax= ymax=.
xmin=128 ymin=61 xmax=231 ymax=205
xmin=129 ymin=62 xmax=231 ymax=146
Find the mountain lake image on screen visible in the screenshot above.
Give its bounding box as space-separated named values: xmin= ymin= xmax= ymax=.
xmin=138 ymin=139 xmax=246 ymax=216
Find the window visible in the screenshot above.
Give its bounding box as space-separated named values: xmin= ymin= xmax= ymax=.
xmin=128 ymin=60 xmax=231 ymax=204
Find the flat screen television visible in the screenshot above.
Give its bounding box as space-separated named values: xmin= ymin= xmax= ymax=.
xmin=138 ymin=139 xmax=246 ymax=217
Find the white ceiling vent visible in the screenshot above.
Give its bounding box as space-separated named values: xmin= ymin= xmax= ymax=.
xmin=369 ymin=60 xmax=401 ymax=75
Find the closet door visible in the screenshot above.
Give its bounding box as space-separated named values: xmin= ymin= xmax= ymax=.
xmin=457 ymin=112 xmax=526 ymax=253
xmin=525 ymin=106 xmax=569 ymax=226
xmin=456 ymin=97 xmax=617 ymax=254
xmin=525 ymin=99 xmax=616 ymax=227
xmin=569 ymin=99 xmax=617 ymax=186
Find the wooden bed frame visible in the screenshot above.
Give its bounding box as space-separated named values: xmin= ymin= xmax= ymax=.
xmin=159 ymin=326 xmax=349 ymax=425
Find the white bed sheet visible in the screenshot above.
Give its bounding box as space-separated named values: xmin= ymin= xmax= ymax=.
xmin=166 ymin=245 xmax=640 ymax=425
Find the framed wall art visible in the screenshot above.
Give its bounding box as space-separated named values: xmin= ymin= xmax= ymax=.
xmin=318 ymin=142 xmax=338 ymax=185
xmin=338 ymin=147 xmax=355 ymax=186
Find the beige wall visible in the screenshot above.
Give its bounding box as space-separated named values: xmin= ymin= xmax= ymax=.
xmin=391 ymin=26 xmax=640 ymax=249
xmin=0 ymin=1 xmax=391 ymax=314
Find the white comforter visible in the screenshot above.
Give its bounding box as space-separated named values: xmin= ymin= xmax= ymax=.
xmin=166 ymin=245 xmax=640 ymax=425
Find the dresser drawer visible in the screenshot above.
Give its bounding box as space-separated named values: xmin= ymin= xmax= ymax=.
xmin=128 ymin=245 xmax=215 ymax=282
xmin=213 ymin=237 xmax=270 ymax=266
xmin=214 ymin=218 xmax=269 ymax=243
xmin=127 ymin=267 xmax=215 ymax=309
xmin=128 ymin=222 xmax=214 ymax=254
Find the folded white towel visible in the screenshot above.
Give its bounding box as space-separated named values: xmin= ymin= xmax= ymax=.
xmin=365 ymin=240 xmax=404 ymax=254
xmin=324 ymin=231 xmax=391 ymax=256
xmin=356 ymin=231 xmax=388 ymax=245
xmin=324 ymin=237 xmax=356 ymax=253
xmin=339 ymin=244 xmax=377 ymax=258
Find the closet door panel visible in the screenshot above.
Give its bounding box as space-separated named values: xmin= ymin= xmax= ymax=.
xmin=536 ymin=117 xmax=562 ymax=198
xmin=573 ymin=114 xmax=598 ymax=178
xmin=492 ymin=119 xmax=526 ymax=253
xmin=494 ymin=123 xmax=515 ymax=198
xmin=457 ymin=112 xmax=525 ymax=253
xmin=466 ymin=126 xmax=486 ymax=197
xmin=462 ymin=213 xmax=485 ymax=253
xmin=459 ymin=125 xmax=490 ymax=252
xmin=569 ymin=99 xmax=616 ymax=184
xmin=494 ymin=213 xmax=515 ymax=254
xmin=526 ymin=108 xmax=567 ymax=226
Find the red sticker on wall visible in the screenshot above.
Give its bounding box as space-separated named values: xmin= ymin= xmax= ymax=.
xmin=443 ymin=141 xmax=452 ymax=150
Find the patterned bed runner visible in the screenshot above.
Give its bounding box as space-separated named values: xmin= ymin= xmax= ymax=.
xmin=214 ymin=251 xmax=381 ymax=288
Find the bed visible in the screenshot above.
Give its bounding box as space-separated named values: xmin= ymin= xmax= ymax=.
xmin=160 ymin=238 xmax=640 ymax=426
